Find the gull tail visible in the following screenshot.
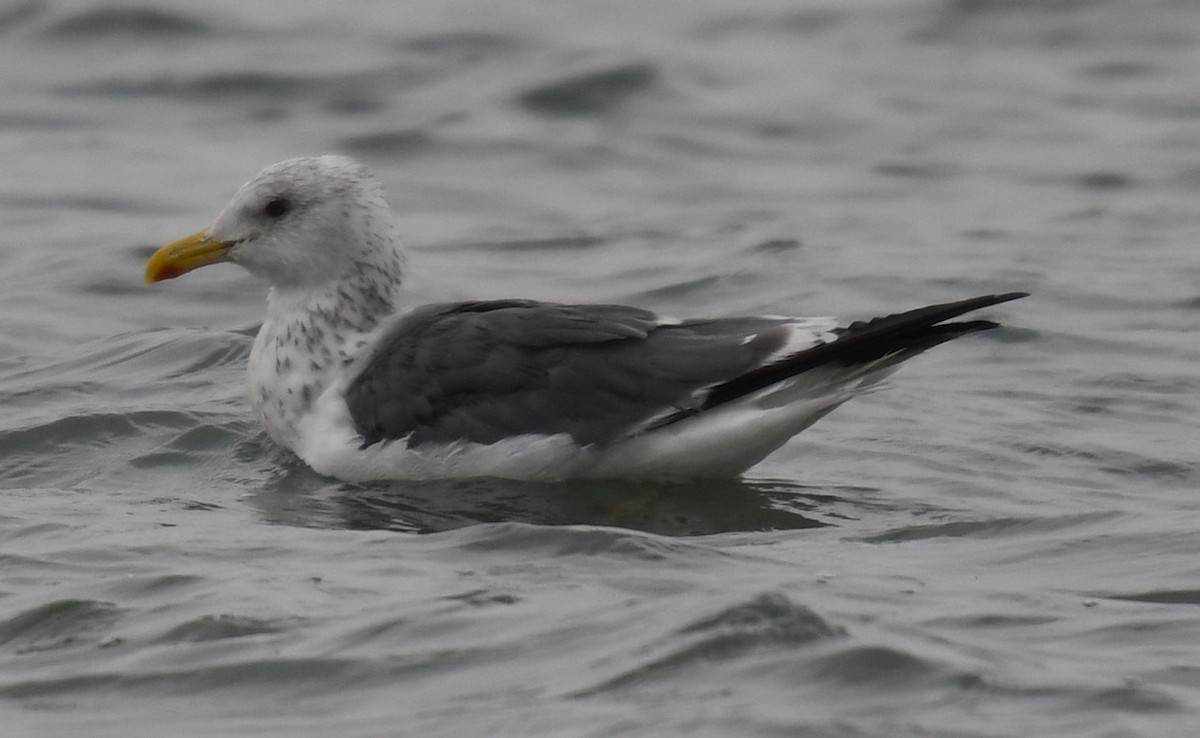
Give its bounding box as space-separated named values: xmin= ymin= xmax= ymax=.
xmin=700 ymin=291 xmax=1029 ymax=413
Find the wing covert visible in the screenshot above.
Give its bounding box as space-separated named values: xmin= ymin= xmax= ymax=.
xmin=342 ymin=300 xmax=803 ymax=448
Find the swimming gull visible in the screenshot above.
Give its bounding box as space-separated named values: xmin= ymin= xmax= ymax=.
xmin=144 ymin=155 xmax=1026 ymax=481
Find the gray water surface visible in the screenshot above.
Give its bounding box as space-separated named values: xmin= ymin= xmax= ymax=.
xmin=2 ymin=1 xmax=1200 ymax=736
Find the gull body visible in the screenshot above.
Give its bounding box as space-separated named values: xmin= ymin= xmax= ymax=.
xmin=145 ymin=156 xmax=1025 ymax=481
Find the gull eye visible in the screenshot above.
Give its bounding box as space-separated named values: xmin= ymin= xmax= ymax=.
xmin=263 ymin=198 xmax=291 ymax=218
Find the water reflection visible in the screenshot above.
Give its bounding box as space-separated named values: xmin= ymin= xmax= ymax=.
xmin=245 ymin=461 xmax=848 ymax=535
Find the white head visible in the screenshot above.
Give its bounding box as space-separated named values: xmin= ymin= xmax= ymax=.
xmin=145 ymin=156 xmax=405 ymax=293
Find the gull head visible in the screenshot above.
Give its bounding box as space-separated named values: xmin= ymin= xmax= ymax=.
xmin=145 ymin=156 xmax=403 ymax=292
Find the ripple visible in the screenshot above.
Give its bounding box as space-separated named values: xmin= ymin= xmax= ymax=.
xmin=631 ymin=273 xmax=738 ymax=302
xmin=0 ymin=331 xmax=250 ymax=488
xmin=0 ymin=329 xmax=250 ymax=400
xmin=129 ymin=422 xmax=247 ymax=468
xmin=453 ymin=521 xmax=712 ymax=561
xmin=695 ymin=9 xmax=848 ymax=39
xmin=1075 ymin=682 xmax=1184 ymax=714
xmin=1 ymin=193 xmax=159 ymax=213
xmin=0 ymin=658 xmax=376 ymax=700
xmin=0 ymin=599 xmax=123 ymax=654
xmin=154 ymin=615 xmax=285 ymax=644
xmin=1102 ymin=589 xmax=1200 ymax=606
xmin=0 ymin=113 xmax=83 ymax=131
xmin=873 ymin=160 xmax=960 ymax=181
xmin=856 ymin=513 xmax=1113 ymax=543
xmin=99 ymin=573 xmax=207 ymax=599
xmin=1076 ymin=171 xmax=1135 ymax=190
xmin=1080 ymin=60 xmax=1161 ymax=79
xmin=1096 ymin=450 xmax=1196 ymax=481
xmin=61 ymin=71 xmax=329 ymax=100
xmin=578 ymin=593 xmax=843 ymax=695
xmin=0 ymin=410 xmax=195 ymax=458
xmin=947 ymin=0 xmax=1113 ymax=15
xmin=516 ymin=62 xmax=657 ymax=116
xmin=445 ymin=236 xmax=607 ymax=254
xmin=809 ymin=644 xmax=951 ymax=686
xmin=339 ymin=129 xmax=434 ymax=158
xmin=924 ymin=613 xmax=1061 ymax=629
xmin=746 ymin=238 xmax=800 ymax=254
xmin=678 ymin=593 xmax=842 ymax=643
xmin=439 ymin=589 xmax=521 ymax=608
xmin=403 ymin=31 xmax=522 ymax=62
xmin=42 ymin=7 xmax=212 ymax=39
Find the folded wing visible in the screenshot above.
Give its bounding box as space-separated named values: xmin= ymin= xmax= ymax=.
xmin=343 ymin=293 xmax=1027 ymax=449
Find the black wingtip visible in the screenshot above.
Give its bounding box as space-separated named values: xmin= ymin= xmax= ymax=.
xmin=949 ymin=291 xmax=1029 ymax=311
xmin=697 ymin=291 xmax=1028 ymax=413
xmin=832 ymin=291 xmax=1028 ymax=357
xmin=839 ymin=291 xmax=1028 ymax=335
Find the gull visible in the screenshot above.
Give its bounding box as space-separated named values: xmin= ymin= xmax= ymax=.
xmin=145 ymin=156 xmax=1025 ymax=481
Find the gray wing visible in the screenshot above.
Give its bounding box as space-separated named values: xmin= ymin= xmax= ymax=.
xmin=342 ymin=299 xmax=801 ymax=448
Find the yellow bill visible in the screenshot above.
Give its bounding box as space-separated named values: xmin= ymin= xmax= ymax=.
xmin=144 ymin=231 xmax=234 ymax=284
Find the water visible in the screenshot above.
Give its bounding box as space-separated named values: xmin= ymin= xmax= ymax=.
xmin=2 ymin=1 xmax=1199 ymax=735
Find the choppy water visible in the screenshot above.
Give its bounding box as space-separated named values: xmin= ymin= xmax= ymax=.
xmin=2 ymin=1 xmax=1200 ymax=735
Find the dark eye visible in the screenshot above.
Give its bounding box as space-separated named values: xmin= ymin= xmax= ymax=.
xmin=263 ymin=198 xmax=291 ymax=218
